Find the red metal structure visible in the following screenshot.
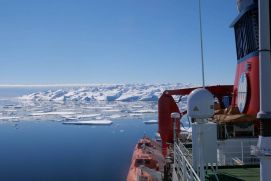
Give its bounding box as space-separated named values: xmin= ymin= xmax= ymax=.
xmin=231 ymin=1 xmax=260 ymax=115
xmin=232 ymin=56 xmax=259 ymax=115
xmin=158 ymin=85 xmax=233 ymax=155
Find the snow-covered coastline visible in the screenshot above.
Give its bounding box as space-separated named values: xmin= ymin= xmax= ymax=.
xmin=18 ymin=83 xmax=191 ymax=102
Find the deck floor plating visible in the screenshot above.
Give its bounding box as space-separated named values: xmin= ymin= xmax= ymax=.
xmin=206 ymin=167 xmax=259 ymax=181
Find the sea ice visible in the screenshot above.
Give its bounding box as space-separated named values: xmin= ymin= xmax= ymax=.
xmin=13 ymin=83 xmax=191 ymax=122
xmin=0 ymin=116 xmax=20 ymax=120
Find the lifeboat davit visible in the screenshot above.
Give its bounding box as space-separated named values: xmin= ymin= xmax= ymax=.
xmin=126 ymin=137 xmax=165 ymax=181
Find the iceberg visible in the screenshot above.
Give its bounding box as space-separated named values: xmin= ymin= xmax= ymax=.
xmin=18 ymin=83 xmax=190 ymax=103
xmin=1 ymin=83 xmax=192 ymax=122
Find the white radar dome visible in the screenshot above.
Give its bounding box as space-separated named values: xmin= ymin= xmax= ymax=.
xmin=187 ymin=88 xmax=214 ymax=119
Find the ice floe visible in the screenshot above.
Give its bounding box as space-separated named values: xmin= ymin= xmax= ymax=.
xmin=77 ymin=114 xmax=101 ymax=119
xmin=108 ymin=114 xmax=124 ymax=119
xmin=133 ymin=109 xmax=157 ymax=113
xmin=129 ymin=113 xmax=144 ymax=117
xmin=29 ymin=111 xmax=77 ymax=116
xmin=143 ymin=120 xmax=158 ymax=124
xmin=131 ymin=105 xmax=144 ymax=108
xmin=63 ymin=120 xmax=113 ymax=125
xmin=0 ymin=116 xmax=20 ymax=120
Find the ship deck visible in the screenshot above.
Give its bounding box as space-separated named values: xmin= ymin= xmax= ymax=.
xmin=173 ymin=139 xmax=260 ymax=181
xmin=206 ymin=166 xmax=259 ymax=181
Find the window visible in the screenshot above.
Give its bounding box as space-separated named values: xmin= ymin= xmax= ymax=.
xmin=234 ymin=8 xmax=259 ymax=60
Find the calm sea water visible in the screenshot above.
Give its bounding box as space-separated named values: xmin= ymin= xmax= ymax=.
xmin=0 ymin=120 xmax=156 ymax=181
xmin=0 ymin=87 xmax=157 ymax=181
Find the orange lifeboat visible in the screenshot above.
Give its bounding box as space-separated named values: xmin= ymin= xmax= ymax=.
xmin=126 ymin=137 xmax=165 ymax=181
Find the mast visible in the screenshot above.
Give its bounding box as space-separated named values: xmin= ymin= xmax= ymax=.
xmin=198 ymin=0 xmax=205 ymax=88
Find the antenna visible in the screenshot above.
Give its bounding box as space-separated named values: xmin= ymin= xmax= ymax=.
xmin=198 ymin=0 xmax=206 ymax=88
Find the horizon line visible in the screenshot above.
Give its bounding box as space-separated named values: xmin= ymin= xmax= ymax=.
xmin=0 ymin=83 xmax=188 ymax=87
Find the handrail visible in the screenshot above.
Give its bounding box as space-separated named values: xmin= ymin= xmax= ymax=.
xmin=178 ymin=142 xmax=193 ymax=165
xmin=174 ymin=143 xmax=201 ymax=181
xmin=217 ymin=138 xmax=259 ymax=166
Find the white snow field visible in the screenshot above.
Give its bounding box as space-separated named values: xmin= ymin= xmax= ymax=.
xmin=19 ymin=83 xmax=189 ymax=102
xmin=0 ymin=83 xmax=191 ymax=124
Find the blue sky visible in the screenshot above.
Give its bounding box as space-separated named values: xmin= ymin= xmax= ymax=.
xmin=0 ymin=0 xmax=237 ymax=85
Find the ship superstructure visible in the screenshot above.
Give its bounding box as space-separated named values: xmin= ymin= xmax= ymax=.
xmin=127 ymin=0 xmax=271 ymax=180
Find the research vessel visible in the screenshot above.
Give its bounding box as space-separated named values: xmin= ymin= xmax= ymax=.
xmin=127 ymin=0 xmax=271 ymax=180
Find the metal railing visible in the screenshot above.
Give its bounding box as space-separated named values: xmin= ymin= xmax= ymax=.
xmin=217 ymin=138 xmax=259 ymax=166
xmin=174 ymin=143 xmax=201 ymax=181
xmin=173 ymin=138 xmax=259 ymax=181
xmin=178 ymin=142 xmax=192 ymax=165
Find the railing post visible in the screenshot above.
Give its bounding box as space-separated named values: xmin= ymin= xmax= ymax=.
xmin=171 ymin=113 xmax=180 ymax=180
xmin=241 ymin=141 xmax=244 ymax=163
xmin=184 ymin=157 xmax=187 ymax=181
xmin=190 ymin=168 xmax=193 ymax=181
xmin=171 ymin=112 xmax=180 ymax=144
